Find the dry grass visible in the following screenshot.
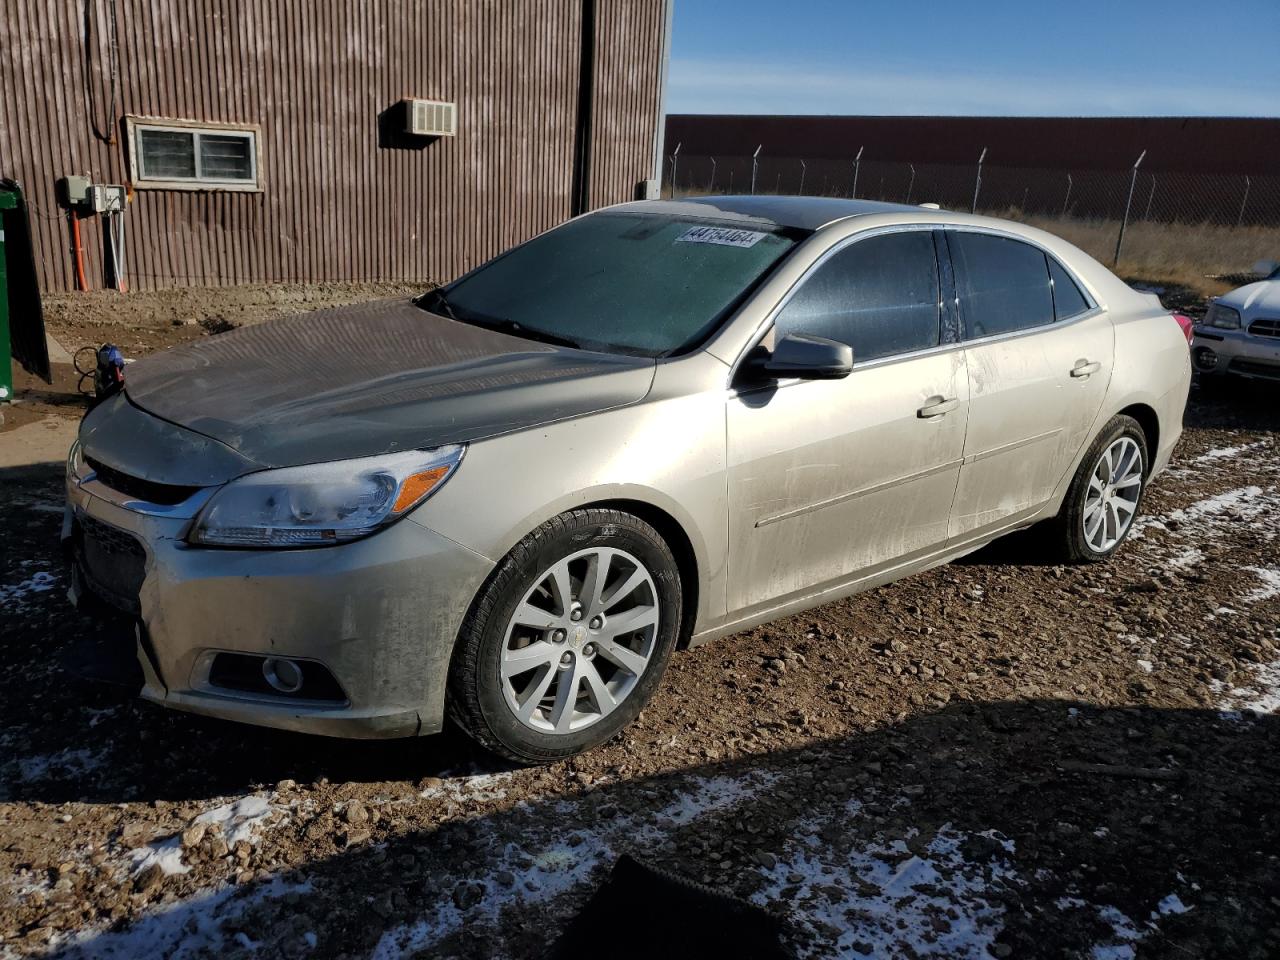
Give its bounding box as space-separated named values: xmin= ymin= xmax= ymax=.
xmin=1002 ymin=212 xmax=1279 ymax=297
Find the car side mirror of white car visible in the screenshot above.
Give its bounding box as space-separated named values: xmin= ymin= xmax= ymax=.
xmin=1252 ymin=259 xmax=1279 ymax=277
xmin=752 ymin=333 xmax=854 ymax=381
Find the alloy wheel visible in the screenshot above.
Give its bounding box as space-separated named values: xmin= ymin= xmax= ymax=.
xmin=1083 ymin=436 xmax=1143 ymax=553
xmin=501 ymin=547 xmax=659 ymax=734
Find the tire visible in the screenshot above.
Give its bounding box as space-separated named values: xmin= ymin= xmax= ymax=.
xmin=447 ymin=508 xmax=682 ymax=764
xmin=1052 ymin=414 xmax=1149 ymax=564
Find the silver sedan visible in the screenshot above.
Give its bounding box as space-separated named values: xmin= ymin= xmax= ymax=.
xmin=65 ymin=196 xmax=1191 ymax=762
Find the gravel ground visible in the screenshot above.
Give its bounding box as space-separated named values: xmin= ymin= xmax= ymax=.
xmin=1 ymin=286 xmax=1278 ymax=959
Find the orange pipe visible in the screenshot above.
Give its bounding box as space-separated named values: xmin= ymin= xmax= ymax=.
xmin=69 ymin=213 xmax=89 ymax=291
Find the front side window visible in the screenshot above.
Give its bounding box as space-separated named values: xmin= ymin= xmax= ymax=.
xmin=129 ymin=118 xmax=259 ymax=190
xmin=423 ymin=213 xmax=803 ymax=357
xmin=772 ymin=230 xmax=941 ymax=363
xmin=949 ymin=232 xmax=1054 ymax=338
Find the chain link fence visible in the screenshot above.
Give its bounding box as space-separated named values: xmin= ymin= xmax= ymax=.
xmin=663 ymin=152 xmax=1280 ymax=287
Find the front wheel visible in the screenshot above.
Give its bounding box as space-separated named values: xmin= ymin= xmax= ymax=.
xmin=447 ymin=508 xmax=682 ymax=764
xmin=1053 ymin=415 xmax=1149 ymax=563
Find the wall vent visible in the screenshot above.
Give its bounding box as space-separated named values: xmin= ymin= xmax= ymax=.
xmin=404 ymin=99 xmax=457 ymax=137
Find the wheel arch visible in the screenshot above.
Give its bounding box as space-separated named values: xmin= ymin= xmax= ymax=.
xmin=1115 ymin=402 xmax=1159 ymax=475
xmin=586 ymin=497 xmax=700 ymax=649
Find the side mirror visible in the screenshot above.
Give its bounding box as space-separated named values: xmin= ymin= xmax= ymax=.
xmin=753 ymin=333 xmax=853 ymax=381
xmin=1252 ymin=259 xmax=1279 ymax=278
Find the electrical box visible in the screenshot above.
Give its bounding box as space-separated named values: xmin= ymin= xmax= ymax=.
xmin=90 ymin=185 xmax=126 ymax=214
xmin=55 ymin=175 xmax=92 ymax=209
xmin=403 ymin=99 xmax=457 ymax=137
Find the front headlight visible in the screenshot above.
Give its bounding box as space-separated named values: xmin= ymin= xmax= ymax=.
xmin=189 ymin=445 xmax=464 ymax=548
xmin=66 ymin=439 xmax=84 ymax=480
xmin=1205 ymin=303 xmax=1241 ymax=330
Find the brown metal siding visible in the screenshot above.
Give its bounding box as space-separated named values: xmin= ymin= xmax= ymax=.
xmin=588 ymin=0 xmax=667 ymax=208
xmin=3 ymin=0 xmax=666 ymax=293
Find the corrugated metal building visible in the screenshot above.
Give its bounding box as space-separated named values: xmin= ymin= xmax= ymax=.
xmin=2 ymin=0 xmax=672 ymax=293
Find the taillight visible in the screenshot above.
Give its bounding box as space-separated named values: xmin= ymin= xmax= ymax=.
xmin=1172 ymin=313 xmax=1194 ymax=343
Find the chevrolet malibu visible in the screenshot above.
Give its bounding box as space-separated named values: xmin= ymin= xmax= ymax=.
xmin=65 ymin=196 xmax=1191 ymax=763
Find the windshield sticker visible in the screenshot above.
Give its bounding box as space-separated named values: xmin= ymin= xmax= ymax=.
xmin=676 ymin=226 xmax=767 ymax=248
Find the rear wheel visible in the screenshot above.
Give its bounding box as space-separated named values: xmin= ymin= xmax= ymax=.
xmin=1053 ymin=415 xmax=1148 ymax=563
xmin=447 ymin=509 xmax=682 ymax=764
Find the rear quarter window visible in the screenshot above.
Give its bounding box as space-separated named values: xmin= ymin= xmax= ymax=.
xmin=1048 ymin=257 xmax=1091 ymax=320
xmin=949 ymin=232 xmax=1054 ymax=338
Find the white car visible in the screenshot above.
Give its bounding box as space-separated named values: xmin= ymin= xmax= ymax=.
xmin=1192 ymin=260 xmax=1280 ymax=384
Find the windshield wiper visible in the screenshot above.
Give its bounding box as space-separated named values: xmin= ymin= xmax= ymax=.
xmin=417 ymin=288 xmax=460 ymax=323
xmin=468 ymin=316 xmax=587 ymax=351
xmin=417 ymin=291 xmax=587 ymax=350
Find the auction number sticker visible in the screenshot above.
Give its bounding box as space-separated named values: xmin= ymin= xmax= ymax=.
xmin=676 ymin=225 xmax=767 ymax=248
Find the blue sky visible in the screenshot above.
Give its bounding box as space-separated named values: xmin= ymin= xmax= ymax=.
xmin=667 ymin=0 xmax=1279 ymax=116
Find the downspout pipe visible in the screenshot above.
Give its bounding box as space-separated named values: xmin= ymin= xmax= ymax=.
xmin=649 ymin=0 xmax=675 ymax=195
xmin=570 ymin=0 xmax=597 ymax=217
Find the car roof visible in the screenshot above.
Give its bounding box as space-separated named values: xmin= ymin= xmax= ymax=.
xmin=605 ymin=195 xmax=926 ymax=231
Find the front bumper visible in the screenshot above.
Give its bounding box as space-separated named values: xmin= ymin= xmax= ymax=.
xmin=64 ymin=470 xmax=494 ymax=739
xmin=1191 ymin=326 xmax=1280 ymax=381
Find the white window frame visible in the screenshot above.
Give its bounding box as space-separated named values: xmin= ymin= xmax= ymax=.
xmin=126 ymin=116 xmax=262 ymax=192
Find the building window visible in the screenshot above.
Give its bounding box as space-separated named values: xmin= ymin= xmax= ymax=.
xmin=127 ymin=118 xmax=261 ymax=191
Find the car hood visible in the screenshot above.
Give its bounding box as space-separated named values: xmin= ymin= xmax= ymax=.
xmin=1217 ymin=279 xmax=1280 ymax=317
xmin=110 ymin=298 xmax=656 ymax=475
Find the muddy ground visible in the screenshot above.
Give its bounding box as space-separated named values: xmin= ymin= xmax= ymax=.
xmin=1 ymin=284 xmax=1278 ymax=959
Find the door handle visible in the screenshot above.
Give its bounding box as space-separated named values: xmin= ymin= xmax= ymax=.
xmin=1071 ymin=359 xmax=1102 ymax=378
xmin=917 ymin=396 xmax=959 ymax=419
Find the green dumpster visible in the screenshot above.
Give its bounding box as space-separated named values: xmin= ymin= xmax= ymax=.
xmin=1 ymin=178 xmax=51 ymax=402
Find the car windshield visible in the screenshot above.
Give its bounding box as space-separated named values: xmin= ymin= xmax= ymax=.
xmin=417 ymin=212 xmax=804 ymax=357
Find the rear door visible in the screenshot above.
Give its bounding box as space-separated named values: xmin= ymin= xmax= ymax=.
xmin=726 ymin=228 xmax=968 ymax=613
xmin=947 ymin=230 xmax=1113 ymax=540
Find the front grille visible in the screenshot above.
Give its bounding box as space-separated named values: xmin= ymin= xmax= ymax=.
xmin=78 ymin=516 xmax=147 ymax=613
xmin=1248 ymin=317 xmax=1280 ymax=339
xmin=85 ymin=456 xmax=200 ymax=506
xmin=1228 ymin=358 xmax=1280 ymax=380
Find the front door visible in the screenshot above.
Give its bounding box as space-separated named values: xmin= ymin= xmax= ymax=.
xmin=726 ymin=228 xmax=969 ymax=614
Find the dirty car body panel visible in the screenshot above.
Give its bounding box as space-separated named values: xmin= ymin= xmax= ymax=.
xmin=65 ymin=197 xmax=1190 ymax=740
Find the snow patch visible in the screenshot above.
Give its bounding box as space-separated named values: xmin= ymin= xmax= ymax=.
xmin=1091 ymin=904 xmax=1144 ymax=959
xmin=50 ymin=876 xmax=313 ymax=959
xmin=1191 ymin=441 xmax=1269 ymax=465
xmin=17 ymin=748 xmax=104 ymax=783
xmin=372 ymin=770 xmax=778 ymax=959
xmin=752 ymin=808 xmax=1020 ymax=959
xmin=1242 ymin=566 xmax=1280 ymax=603
xmin=195 ymin=795 xmax=276 ymax=846
xmin=1132 ymin=485 xmax=1273 ymax=540
xmin=1164 ymin=547 xmax=1203 ymax=571
xmin=1215 ymin=660 xmax=1280 ymax=716
xmin=128 ymin=837 xmax=190 ymax=877
xmin=0 ymin=567 xmax=60 ymax=612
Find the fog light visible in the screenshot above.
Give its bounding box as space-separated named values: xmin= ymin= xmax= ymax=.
xmin=262 ymin=657 xmax=304 ymax=694
xmin=1193 ymin=346 xmax=1218 ymax=371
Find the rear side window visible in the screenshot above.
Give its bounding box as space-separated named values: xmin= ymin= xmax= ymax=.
xmin=773 ymin=231 xmax=941 ymax=362
xmin=1048 ymin=257 xmax=1090 ymax=320
xmin=949 ymin=232 xmax=1053 ymax=338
